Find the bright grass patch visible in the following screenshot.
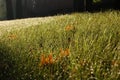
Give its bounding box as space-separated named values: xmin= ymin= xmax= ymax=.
xmin=0 ymin=10 xmax=120 ymax=80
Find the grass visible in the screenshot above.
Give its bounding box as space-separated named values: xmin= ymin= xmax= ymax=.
xmin=0 ymin=10 xmax=120 ymax=80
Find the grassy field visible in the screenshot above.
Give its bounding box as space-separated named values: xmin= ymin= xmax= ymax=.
xmin=0 ymin=10 xmax=120 ymax=80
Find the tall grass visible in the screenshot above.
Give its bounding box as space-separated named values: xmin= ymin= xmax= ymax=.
xmin=0 ymin=11 xmax=120 ymax=80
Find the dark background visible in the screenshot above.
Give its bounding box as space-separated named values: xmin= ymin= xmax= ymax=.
xmin=6 ymin=0 xmax=120 ymax=20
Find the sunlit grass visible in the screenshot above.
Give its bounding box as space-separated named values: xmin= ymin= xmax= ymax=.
xmin=0 ymin=10 xmax=120 ymax=80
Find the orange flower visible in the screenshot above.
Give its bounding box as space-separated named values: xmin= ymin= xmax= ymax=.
xmin=45 ymin=57 xmax=49 ymax=64
xmin=40 ymin=54 xmax=45 ymax=66
xmin=60 ymin=48 xmax=70 ymax=57
xmin=64 ymin=49 xmax=70 ymax=56
xmin=60 ymin=48 xmax=65 ymax=57
xmin=39 ymin=53 xmax=55 ymax=66
xmin=48 ymin=53 xmax=54 ymax=64
xmin=65 ymin=25 xmax=73 ymax=31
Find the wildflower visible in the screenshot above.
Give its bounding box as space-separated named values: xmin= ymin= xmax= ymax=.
xmin=65 ymin=25 xmax=73 ymax=31
xmin=39 ymin=53 xmax=54 ymax=66
xmin=60 ymin=48 xmax=70 ymax=57
xmin=40 ymin=54 xmax=45 ymax=66
xmin=45 ymin=57 xmax=49 ymax=64
xmin=60 ymin=48 xmax=65 ymax=57
xmin=48 ymin=53 xmax=54 ymax=64
xmin=64 ymin=49 xmax=70 ymax=56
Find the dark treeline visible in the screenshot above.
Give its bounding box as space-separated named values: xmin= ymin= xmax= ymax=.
xmin=75 ymin=0 xmax=120 ymax=12
xmin=6 ymin=0 xmax=120 ymax=20
xmin=6 ymin=0 xmax=13 ymax=19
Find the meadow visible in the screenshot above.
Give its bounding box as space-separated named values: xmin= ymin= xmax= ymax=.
xmin=0 ymin=10 xmax=120 ymax=80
